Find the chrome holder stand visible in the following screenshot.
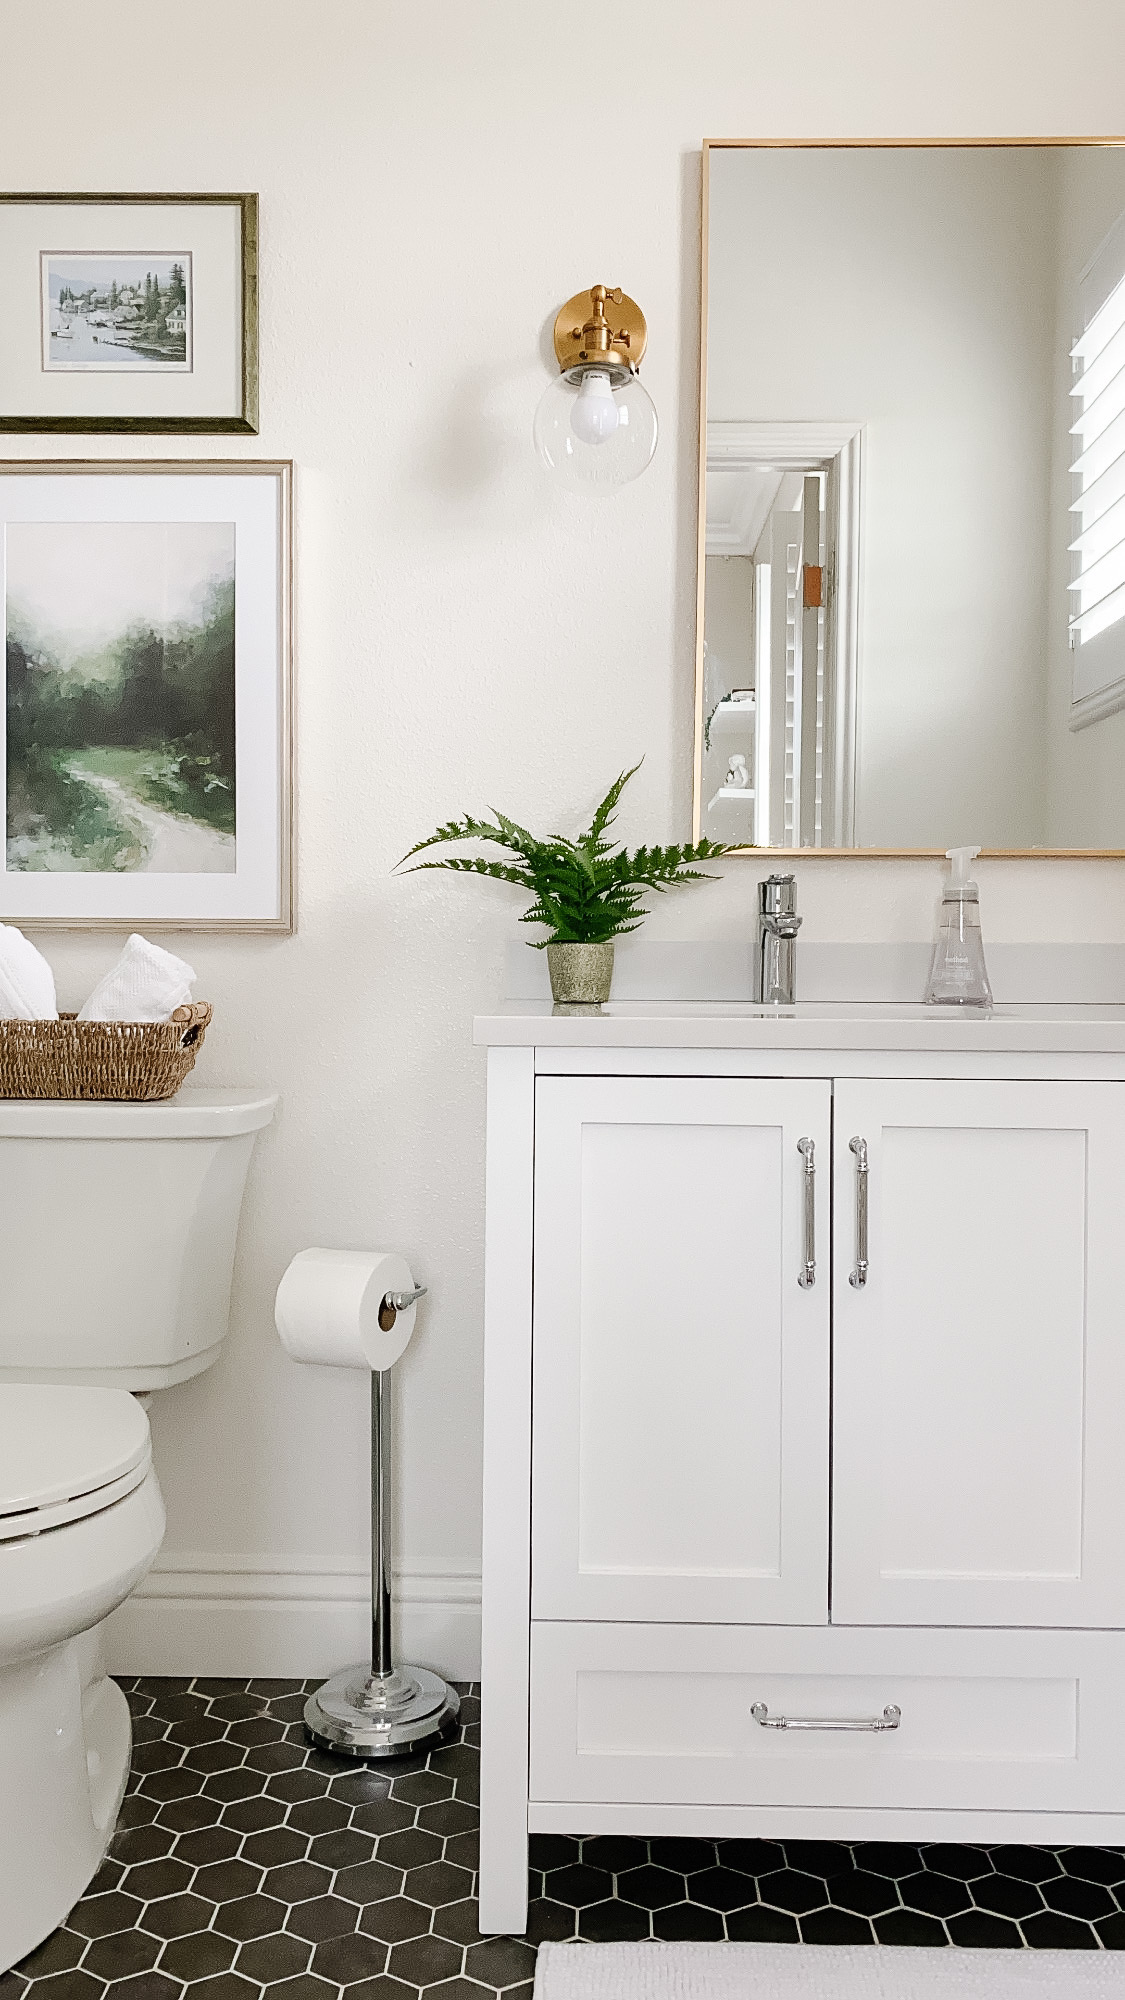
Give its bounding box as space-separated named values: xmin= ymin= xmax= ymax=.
xmin=304 ymin=1367 xmax=460 ymax=1757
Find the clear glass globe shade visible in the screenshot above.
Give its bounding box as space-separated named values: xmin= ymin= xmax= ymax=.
xmin=533 ymin=370 xmax=658 ymax=495
xmin=570 ymin=370 xmax=619 ymax=445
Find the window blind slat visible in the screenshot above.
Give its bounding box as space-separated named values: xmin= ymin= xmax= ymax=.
xmin=1071 ymin=272 xmax=1125 ymax=366
xmin=1069 ymin=446 xmax=1125 ymax=526
xmin=1067 ymin=539 xmax=1125 ymax=607
xmin=1070 ymin=359 xmax=1125 ymax=442
xmin=1070 ymin=403 xmax=1125 ymax=483
xmin=1070 ymin=319 xmax=1125 ymax=408
xmin=1070 ymin=490 xmax=1125 ymax=563
xmin=1069 ymin=576 xmax=1125 ymax=641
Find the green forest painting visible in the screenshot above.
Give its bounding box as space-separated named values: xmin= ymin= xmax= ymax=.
xmin=6 ymin=521 xmax=236 ymax=874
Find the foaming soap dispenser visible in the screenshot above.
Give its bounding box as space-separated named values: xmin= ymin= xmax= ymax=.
xmin=924 ymin=846 xmax=993 ymax=1008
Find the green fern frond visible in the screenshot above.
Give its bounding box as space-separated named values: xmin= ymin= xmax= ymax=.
xmin=606 ymin=841 xmax=727 ymax=889
xmin=399 ymin=815 xmax=505 ymax=862
xmin=489 ymin=809 xmax=541 ymax=855
xmin=404 ymin=856 xmax=535 ymax=887
xmin=400 ymin=765 xmax=729 ymax=944
xmin=399 ymin=810 xmax=542 ymax=867
xmin=587 ymin=762 xmax=643 ymax=849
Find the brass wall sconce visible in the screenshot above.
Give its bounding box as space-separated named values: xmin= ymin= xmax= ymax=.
xmin=533 ymin=285 xmax=659 ymax=494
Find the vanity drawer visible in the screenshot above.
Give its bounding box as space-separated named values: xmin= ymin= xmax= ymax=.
xmin=529 ymin=1622 xmax=1125 ymax=1813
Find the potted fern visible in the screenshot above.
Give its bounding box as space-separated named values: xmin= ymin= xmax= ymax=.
xmin=400 ymin=765 xmax=728 ymax=1004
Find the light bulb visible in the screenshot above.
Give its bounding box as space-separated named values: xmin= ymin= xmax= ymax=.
xmin=533 ymin=370 xmax=659 ymax=495
xmin=569 ymin=370 xmax=619 ymax=446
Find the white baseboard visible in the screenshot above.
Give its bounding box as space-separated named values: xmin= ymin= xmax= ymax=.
xmin=104 ymin=1554 xmax=482 ymax=1683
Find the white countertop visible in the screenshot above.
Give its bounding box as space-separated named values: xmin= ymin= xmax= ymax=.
xmin=474 ymin=1000 xmax=1125 ymax=1054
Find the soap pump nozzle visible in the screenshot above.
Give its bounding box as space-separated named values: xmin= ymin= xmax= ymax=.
xmin=945 ymin=845 xmax=980 ymax=899
xmin=924 ymin=845 xmax=993 ymax=1008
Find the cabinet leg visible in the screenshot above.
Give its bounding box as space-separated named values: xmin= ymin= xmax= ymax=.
xmin=477 ymin=1829 xmax=530 ymax=1936
xmin=478 ymin=1682 xmax=529 ymax=1934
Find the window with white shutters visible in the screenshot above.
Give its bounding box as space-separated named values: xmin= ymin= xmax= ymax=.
xmin=1070 ymin=211 xmax=1125 ymax=721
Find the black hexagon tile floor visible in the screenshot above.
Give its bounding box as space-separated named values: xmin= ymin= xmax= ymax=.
xmin=4 ymin=1682 xmax=1125 ymax=2000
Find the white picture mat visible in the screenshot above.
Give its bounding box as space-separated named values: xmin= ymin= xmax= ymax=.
xmin=0 ymin=470 xmax=287 ymax=924
xmin=0 ymin=204 xmax=241 ymax=417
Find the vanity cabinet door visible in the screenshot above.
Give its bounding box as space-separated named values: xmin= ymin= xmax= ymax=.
xmin=531 ymin=1075 xmax=831 ymax=1624
xmin=831 ymin=1079 xmax=1125 ymax=1627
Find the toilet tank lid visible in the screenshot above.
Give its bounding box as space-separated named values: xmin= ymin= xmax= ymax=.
xmin=0 ymin=1088 xmax=278 ymax=1139
xmin=0 ymin=1384 xmax=150 ymax=1515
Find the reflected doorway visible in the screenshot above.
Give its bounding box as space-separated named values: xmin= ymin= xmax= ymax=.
xmin=701 ymin=422 xmax=861 ymax=849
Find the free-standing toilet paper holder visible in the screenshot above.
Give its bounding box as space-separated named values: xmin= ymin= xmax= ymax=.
xmin=302 ymin=1282 xmax=461 ymax=1757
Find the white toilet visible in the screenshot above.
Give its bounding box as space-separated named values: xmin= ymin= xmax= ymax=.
xmin=0 ymin=1088 xmax=276 ymax=1973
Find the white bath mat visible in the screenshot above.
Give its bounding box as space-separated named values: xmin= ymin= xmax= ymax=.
xmin=533 ymin=1941 xmax=1125 ymax=1998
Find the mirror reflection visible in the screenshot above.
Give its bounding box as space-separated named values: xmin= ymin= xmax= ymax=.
xmin=698 ymin=143 xmax=1125 ymax=851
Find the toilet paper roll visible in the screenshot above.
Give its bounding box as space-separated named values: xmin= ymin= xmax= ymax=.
xmin=274 ymin=1248 xmax=420 ymax=1371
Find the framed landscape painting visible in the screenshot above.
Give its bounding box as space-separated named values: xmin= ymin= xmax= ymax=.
xmin=0 ymin=195 xmax=257 ymax=433
xmin=0 ymin=461 xmax=292 ymax=930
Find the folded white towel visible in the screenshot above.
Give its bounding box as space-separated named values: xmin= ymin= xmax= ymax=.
xmin=0 ymin=924 xmax=58 ymax=1020
xmin=78 ymin=934 xmax=197 ymax=1024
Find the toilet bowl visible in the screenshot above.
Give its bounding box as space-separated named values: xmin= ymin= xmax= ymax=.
xmin=0 ymin=1385 xmax=165 ymax=1972
xmin=0 ymin=1088 xmax=275 ymax=1969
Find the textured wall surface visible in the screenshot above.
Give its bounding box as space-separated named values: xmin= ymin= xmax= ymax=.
xmin=3 ymin=0 xmax=1125 ymax=1672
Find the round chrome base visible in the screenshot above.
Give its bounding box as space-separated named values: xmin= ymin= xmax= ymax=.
xmin=304 ymin=1663 xmax=460 ymax=1758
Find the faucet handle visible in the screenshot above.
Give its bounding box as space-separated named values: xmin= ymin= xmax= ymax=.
xmin=756 ymin=873 xmax=800 ymax=1005
xmin=759 ymin=872 xmax=797 ymax=918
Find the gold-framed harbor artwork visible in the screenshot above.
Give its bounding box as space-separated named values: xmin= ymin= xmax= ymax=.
xmin=0 ymin=194 xmax=258 ymax=434
xmin=1 ymin=461 xmax=292 ymax=931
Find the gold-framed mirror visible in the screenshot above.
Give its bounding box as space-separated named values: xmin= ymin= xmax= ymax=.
xmin=694 ymin=138 xmax=1125 ymax=856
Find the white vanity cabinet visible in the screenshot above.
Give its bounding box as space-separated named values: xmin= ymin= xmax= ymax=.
xmin=476 ymin=1014 xmax=1125 ymax=1935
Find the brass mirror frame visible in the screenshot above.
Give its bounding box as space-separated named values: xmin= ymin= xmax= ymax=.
xmin=694 ymin=136 xmax=1125 ymax=858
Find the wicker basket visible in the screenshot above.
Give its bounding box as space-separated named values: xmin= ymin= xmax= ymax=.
xmin=0 ymin=1002 xmax=213 ymax=1102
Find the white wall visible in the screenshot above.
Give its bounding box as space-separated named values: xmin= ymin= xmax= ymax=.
xmin=702 ymin=554 xmax=755 ymax=817
xmin=704 ymin=556 xmax=755 ymax=693
xmin=708 ymin=145 xmax=1056 ymax=848
xmin=4 ymin=0 xmax=1125 ymax=1677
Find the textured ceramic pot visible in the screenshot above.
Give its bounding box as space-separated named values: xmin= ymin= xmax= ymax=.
xmin=546 ymin=941 xmax=615 ymax=1005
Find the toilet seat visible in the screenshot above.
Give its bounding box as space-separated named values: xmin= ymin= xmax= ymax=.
xmin=0 ymin=1385 xmax=151 ymax=1542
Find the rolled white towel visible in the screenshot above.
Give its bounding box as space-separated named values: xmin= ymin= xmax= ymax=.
xmin=78 ymin=934 xmax=197 ymax=1024
xmin=0 ymin=924 xmax=58 ymax=1020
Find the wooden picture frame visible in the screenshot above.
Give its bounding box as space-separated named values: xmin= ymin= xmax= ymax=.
xmin=0 ymin=194 xmax=258 ymax=435
xmin=1 ymin=460 xmax=292 ymax=931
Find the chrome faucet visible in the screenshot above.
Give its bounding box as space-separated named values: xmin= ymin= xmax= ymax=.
xmin=756 ymin=874 xmax=802 ymax=1005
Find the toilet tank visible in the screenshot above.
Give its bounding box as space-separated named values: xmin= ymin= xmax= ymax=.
xmin=0 ymin=1089 xmax=277 ymax=1390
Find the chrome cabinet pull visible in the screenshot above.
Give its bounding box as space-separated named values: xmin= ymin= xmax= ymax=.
xmin=848 ymin=1135 xmax=869 ymax=1288
xmin=751 ymin=1701 xmax=901 ymax=1733
xmin=797 ymin=1137 xmax=816 ymax=1288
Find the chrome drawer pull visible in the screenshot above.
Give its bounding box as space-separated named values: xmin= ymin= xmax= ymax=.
xmin=797 ymin=1136 xmax=816 ymax=1288
xmin=751 ymin=1701 xmax=901 ymax=1733
xmin=848 ymin=1135 xmax=869 ymax=1288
